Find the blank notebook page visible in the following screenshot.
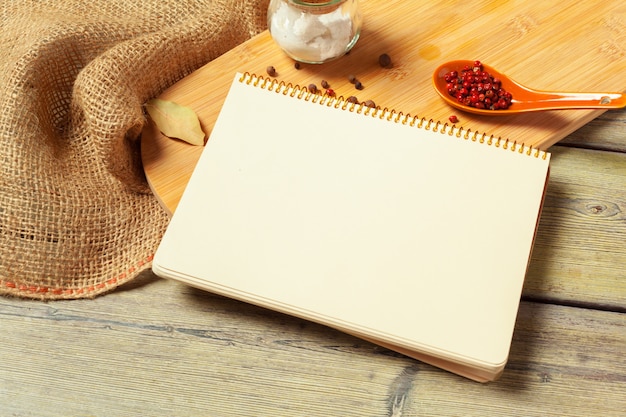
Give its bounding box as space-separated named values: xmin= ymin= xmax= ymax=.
xmin=153 ymin=73 xmax=551 ymax=372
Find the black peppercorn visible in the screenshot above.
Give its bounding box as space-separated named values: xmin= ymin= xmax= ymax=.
xmin=378 ymin=53 xmax=392 ymax=68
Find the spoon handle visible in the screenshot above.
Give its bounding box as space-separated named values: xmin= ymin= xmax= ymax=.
xmin=521 ymin=91 xmax=626 ymax=110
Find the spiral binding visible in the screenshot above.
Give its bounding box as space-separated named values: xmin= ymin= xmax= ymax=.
xmin=239 ymin=72 xmax=547 ymax=160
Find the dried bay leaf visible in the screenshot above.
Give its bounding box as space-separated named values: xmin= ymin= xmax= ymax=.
xmin=145 ymin=98 xmax=206 ymax=146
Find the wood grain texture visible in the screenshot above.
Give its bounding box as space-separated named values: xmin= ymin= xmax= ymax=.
xmin=560 ymin=109 xmax=626 ymax=152
xmin=141 ymin=0 xmax=626 ymax=213
xmin=525 ymin=145 xmax=626 ymax=310
xmin=1 ymin=275 xmax=624 ymax=417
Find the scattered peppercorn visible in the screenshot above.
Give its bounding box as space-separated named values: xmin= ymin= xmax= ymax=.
xmin=294 ymin=62 xmax=301 ymax=70
xmin=363 ymin=99 xmax=376 ymax=108
xmin=266 ymin=65 xmax=277 ymax=77
xmin=308 ymin=83 xmax=318 ymax=93
xmin=449 ymin=115 xmax=459 ymax=124
xmin=321 ymin=80 xmax=330 ymax=89
xmin=346 ymin=96 xmax=359 ymax=104
xmin=443 ymin=61 xmax=513 ymax=110
xmin=378 ymin=53 xmax=392 ymax=68
xmin=348 ymin=74 xmax=357 ymax=84
xmin=354 ymin=81 xmax=363 ymax=90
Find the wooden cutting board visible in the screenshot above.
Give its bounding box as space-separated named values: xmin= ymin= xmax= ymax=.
xmin=142 ymin=0 xmax=626 ymax=214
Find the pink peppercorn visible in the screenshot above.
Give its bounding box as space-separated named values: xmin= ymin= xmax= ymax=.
xmin=443 ymin=61 xmax=513 ymax=110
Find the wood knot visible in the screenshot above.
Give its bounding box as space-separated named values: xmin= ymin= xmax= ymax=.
xmin=583 ymin=201 xmax=621 ymax=218
xmin=589 ymin=205 xmax=605 ymax=214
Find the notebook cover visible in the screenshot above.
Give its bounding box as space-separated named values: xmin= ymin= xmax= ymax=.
xmin=152 ymin=73 xmax=551 ymax=381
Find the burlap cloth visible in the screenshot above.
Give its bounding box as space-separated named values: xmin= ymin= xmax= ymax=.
xmin=0 ymin=0 xmax=270 ymax=300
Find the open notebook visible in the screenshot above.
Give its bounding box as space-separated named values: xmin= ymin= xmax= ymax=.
xmin=152 ymin=72 xmax=551 ymax=382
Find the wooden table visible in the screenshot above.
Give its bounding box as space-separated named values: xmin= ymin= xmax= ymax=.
xmin=3 ymin=0 xmax=626 ymax=414
xmin=1 ymin=111 xmax=625 ymax=416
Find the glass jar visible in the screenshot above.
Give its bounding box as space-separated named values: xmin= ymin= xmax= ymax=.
xmin=267 ymin=0 xmax=362 ymax=64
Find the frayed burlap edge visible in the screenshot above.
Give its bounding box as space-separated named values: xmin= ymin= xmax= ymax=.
xmin=0 ymin=0 xmax=270 ymax=300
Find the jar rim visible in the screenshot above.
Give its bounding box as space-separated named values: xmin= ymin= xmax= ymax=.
xmin=289 ymin=0 xmax=346 ymax=6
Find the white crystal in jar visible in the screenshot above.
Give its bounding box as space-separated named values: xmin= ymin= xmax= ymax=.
xmin=268 ymin=0 xmax=361 ymax=63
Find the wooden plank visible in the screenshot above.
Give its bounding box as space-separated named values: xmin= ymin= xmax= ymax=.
xmin=531 ymin=107 xmax=626 ymax=310
xmin=560 ymin=107 xmax=626 ymax=152
xmin=1 ymin=275 xmax=624 ymax=416
xmin=525 ymin=146 xmax=626 ymax=310
xmin=141 ymin=0 xmax=626 ymax=214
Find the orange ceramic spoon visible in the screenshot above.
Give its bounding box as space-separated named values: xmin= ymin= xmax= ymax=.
xmin=433 ymin=60 xmax=626 ymax=115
